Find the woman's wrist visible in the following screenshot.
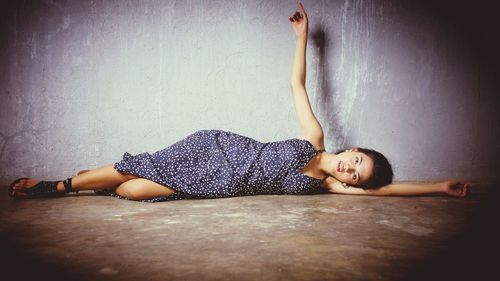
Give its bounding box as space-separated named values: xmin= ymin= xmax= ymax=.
xmin=296 ymin=33 xmax=308 ymax=40
xmin=437 ymin=182 xmax=447 ymax=194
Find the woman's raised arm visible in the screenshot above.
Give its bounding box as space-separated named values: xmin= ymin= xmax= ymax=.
xmin=289 ymin=1 xmax=325 ymax=150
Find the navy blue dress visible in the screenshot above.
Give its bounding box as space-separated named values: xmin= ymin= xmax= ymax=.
xmin=108 ymin=130 xmax=327 ymax=202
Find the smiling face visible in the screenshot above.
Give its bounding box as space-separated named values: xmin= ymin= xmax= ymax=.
xmin=330 ymin=148 xmax=375 ymax=186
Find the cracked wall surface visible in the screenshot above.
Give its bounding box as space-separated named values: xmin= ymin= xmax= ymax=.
xmin=1 ymin=0 xmax=499 ymax=185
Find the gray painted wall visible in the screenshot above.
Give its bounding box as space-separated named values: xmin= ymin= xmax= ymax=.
xmin=1 ymin=0 xmax=499 ymax=185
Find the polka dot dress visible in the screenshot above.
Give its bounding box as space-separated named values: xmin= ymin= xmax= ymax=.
xmin=109 ymin=130 xmax=327 ymax=202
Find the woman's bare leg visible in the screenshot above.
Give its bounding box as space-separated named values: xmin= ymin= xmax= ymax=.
xmin=70 ymin=164 xmax=140 ymax=191
xmin=12 ymin=164 xmax=138 ymax=195
xmin=78 ymin=169 xmax=175 ymax=200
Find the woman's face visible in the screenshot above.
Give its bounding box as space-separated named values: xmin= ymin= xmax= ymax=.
xmin=330 ymin=149 xmax=375 ymax=186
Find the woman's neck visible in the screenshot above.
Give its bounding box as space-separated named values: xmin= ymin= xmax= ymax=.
xmin=302 ymin=151 xmax=334 ymax=180
xmin=316 ymin=152 xmax=336 ymax=178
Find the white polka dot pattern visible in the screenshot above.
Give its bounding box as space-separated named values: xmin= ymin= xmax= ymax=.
xmin=112 ymin=130 xmax=326 ymax=202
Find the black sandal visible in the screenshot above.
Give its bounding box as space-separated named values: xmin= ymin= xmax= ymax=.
xmin=8 ymin=177 xmax=77 ymax=199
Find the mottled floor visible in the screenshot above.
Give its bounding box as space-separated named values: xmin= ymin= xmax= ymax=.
xmin=0 ymin=184 xmax=497 ymax=281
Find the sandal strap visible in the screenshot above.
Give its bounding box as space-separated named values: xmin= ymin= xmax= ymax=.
xmin=33 ymin=181 xmax=59 ymax=195
xmin=63 ymin=178 xmax=73 ymax=193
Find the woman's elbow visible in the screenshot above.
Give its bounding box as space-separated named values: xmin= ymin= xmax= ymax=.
xmin=363 ymin=186 xmax=391 ymax=196
xmin=290 ymin=81 xmax=305 ymax=89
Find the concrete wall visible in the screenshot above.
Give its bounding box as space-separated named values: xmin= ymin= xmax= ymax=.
xmin=1 ymin=0 xmax=499 ymax=184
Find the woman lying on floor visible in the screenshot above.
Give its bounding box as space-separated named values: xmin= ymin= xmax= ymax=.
xmin=8 ymin=2 xmax=471 ymax=202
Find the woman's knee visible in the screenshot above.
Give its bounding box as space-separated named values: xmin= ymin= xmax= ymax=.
xmin=115 ymin=179 xmax=174 ymax=200
xmin=115 ymin=180 xmax=148 ymax=200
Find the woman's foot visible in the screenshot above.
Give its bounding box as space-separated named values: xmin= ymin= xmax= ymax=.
xmin=10 ymin=170 xmax=92 ymax=197
xmin=10 ymin=171 xmax=91 ymax=197
xmin=9 ymin=178 xmax=65 ymax=199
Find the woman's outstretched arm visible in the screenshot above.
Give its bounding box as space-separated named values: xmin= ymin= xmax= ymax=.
xmin=289 ymin=1 xmax=325 ymax=150
xmin=323 ymin=177 xmax=472 ymax=197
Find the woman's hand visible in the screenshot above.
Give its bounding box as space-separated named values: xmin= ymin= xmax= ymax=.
xmin=289 ymin=1 xmax=308 ymax=37
xmin=442 ymin=179 xmax=472 ymax=197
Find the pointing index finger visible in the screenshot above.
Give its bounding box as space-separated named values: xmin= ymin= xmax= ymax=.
xmin=298 ymin=1 xmax=306 ymax=13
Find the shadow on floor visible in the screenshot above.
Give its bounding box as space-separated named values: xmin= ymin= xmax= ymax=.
xmin=403 ymin=186 xmax=499 ymax=281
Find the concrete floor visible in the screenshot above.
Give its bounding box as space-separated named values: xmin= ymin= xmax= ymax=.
xmin=0 ymin=184 xmax=498 ymax=281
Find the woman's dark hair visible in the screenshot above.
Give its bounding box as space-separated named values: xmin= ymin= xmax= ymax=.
xmin=336 ymin=148 xmax=394 ymax=189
